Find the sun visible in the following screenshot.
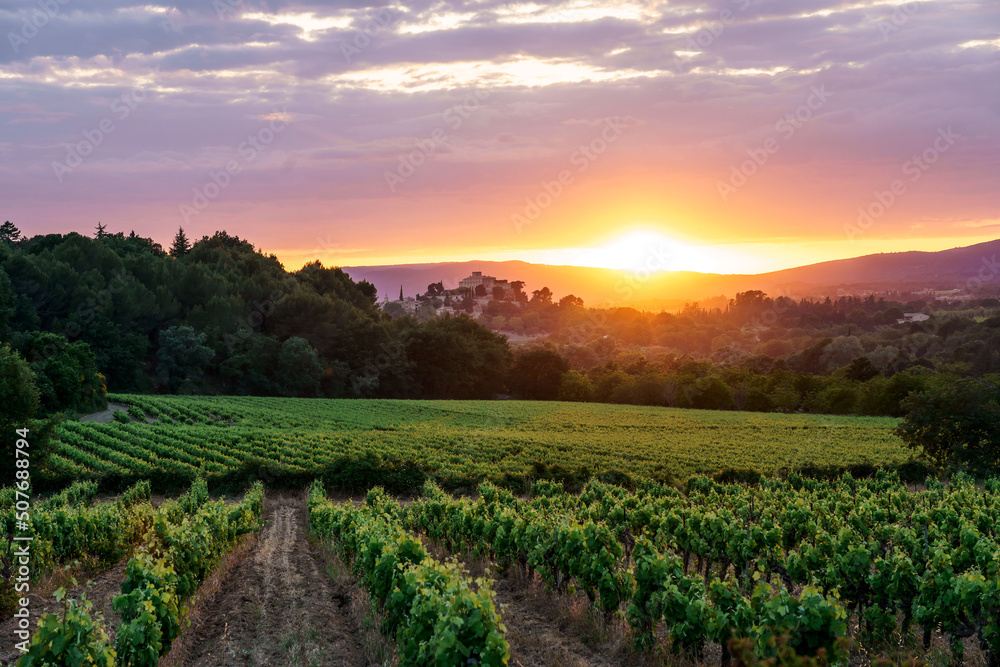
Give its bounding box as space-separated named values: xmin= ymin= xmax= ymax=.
xmin=576 ymin=230 xmax=715 ymax=273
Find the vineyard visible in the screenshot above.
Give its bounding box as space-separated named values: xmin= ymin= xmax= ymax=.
xmin=36 ymin=394 xmax=916 ymax=491
xmin=309 ymin=472 xmax=1000 ymax=665
xmin=4 ymin=395 xmax=996 ymax=665
xmin=2 ymin=477 xmax=263 ymax=666
xmin=6 ymin=471 xmax=999 ymax=665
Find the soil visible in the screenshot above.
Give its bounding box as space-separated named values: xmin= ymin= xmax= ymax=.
xmin=494 ymin=574 xmax=615 ymax=667
xmin=169 ymin=491 xmax=365 ymax=667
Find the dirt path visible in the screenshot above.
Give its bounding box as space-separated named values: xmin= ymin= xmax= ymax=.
xmin=79 ymin=402 xmax=132 ymax=424
xmin=174 ymin=491 xmax=364 ymax=667
xmin=0 ymin=560 xmax=127 ymax=666
xmin=493 ymin=575 xmax=621 ymax=667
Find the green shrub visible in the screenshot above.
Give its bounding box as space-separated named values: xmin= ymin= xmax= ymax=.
xmin=18 ymin=588 xmax=115 ymax=667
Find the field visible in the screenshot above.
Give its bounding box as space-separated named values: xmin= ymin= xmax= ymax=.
xmin=11 ymin=396 xmax=993 ymax=667
xmin=40 ymin=394 xmax=915 ymax=491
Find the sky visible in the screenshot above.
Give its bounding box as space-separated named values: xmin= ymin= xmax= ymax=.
xmin=1 ymin=0 xmax=998 ymax=275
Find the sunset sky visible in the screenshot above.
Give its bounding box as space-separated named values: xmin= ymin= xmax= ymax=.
xmin=1 ymin=0 xmax=998 ymax=275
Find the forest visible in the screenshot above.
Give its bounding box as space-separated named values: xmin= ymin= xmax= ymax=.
xmin=1 ymin=222 xmax=998 ymax=424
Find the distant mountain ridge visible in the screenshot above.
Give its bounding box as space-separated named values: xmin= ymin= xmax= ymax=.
xmin=342 ymin=238 xmax=1000 ymax=309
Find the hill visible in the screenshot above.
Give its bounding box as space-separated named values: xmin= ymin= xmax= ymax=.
xmin=343 ymin=238 xmax=1000 ymax=308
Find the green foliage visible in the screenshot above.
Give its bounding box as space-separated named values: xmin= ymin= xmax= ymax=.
xmin=558 ymin=370 xmax=593 ymax=401
xmin=0 ymin=481 xmax=156 ymax=613
xmin=392 ymin=559 xmax=509 ymax=666
xmin=0 ymin=344 xmax=38 ymax=425
xmin=308 ymin=481 xmax=510 ymax=665
xmin=8 ymin=332 xmax=106 ymax=415
xmin=896 ymin=378 xmax=1000 ymax=472
xmin=845 ymin=356 xmax=881 ymax=382
xmin=169 ymin=227 xmax=190 ymax=258
xmin=44 ymin=394 xmax=914 ymax=490
xmin=155 ymin=326 xmax=214 ymax=393
xmin=17 ymin=589 xmax=115 ymax=667
xmin=509 ymin=346 xmax=569 ymax=400
xmin=400 ymin=313 xmax=512 ymax=399
xmin=38 ymin=480 xmax=98 ymax=511
xmin=112 ymin=480 xmax=263 ymax=666
xmin=113 ymin=555 xmax=180 ymax=666
xmin=1 ymin=345 xmax=41 ymax=465
xmin=0 ymin=220 xmax=21 ymax=244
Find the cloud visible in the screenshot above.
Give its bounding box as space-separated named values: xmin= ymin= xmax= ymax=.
xmin=0 ymin=0 xmax=997 ymax=263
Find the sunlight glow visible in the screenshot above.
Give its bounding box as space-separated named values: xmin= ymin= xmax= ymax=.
xmin=527 ymin=230 xmax=735 ymax=274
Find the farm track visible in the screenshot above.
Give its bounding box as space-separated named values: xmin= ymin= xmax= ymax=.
xmin=494 ymin=575 xmax=616 ymax=667
xmin=173 ymin=491 xmax=365 ymax=667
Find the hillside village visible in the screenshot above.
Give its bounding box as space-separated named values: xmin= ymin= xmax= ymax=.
xmin=383 ymin=271 xmax=530 ymax=319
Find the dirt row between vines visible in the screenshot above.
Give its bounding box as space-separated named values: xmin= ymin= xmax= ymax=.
xmin=177 ymin=491 xmax=642 ymax=666
xmin=166 ymin=491 xmax=365 ymax=666
xmin=1 ymin=489 xmax=657 ymax=667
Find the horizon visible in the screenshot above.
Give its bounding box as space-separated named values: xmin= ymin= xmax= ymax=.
xmin=13 ymin=222 xmax=997 ymax=279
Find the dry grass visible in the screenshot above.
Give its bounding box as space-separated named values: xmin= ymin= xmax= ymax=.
xmin=159 ymin=532 xmax=258 ymax=667
xmin=314 ymin=539 xmax=398 ymax=667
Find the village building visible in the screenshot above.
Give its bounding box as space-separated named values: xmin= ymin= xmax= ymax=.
xmin=458 ymin=271 xmax=514 ymax=296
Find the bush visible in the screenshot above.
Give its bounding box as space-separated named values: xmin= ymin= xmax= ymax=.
xmin=558 ymin=370 xmax=593 ymax=402
xmin=896 ymin=378 xmax=1000 ymax=472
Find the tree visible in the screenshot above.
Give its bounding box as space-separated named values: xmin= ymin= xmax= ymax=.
xmin=399 ymin=285 xmax=404 ymax=301
xmin=0 ymin=221 xmax=20 ymax=244
xmin=383 ymin=301 xmax=406 ymax=319
xmin=475 ymin=284 xmax=487 ymax=297
xmin=819 ymin=336 xmax=864 ymax=372
xmin=896 ymin=378 xmax=1000 ymax=472
xmin=156 ymin=326 xmax=214 ymax=393
xmin=94 ymin=222 xmax=107 ymax=238
xmin=402 ymin=314 xmax=512 ymax=399
xmin=275 ymin=337 xmax=324 ymax=397
xmin=170 ymin=227 xmax=191 ymax=257
xmin=426 ymin=281 xmax=444 ymax=296
xmin=558 ymin=370 xmax=593 ymax=402
xmin=845 ymin=356 xmax=880 ymax=382
xmin=0 ymin=344 xmax=59 ymax=481
xmin=1 ymin=344 xmax=39 ymax=434
xmin=676 ymin=375 xmax=734 ymax=410
xmin=530 ymin=287 xmax=553 ymax=304
xmin=492 ymin=285 xmax=506 ymax=301
xmin=12 ymin=332 xmax=106 ymax=414
xmin=459 ymin=290 xmax=474 ymax=314
xmin=559 ymin=294 xmax=584 ymax=308
xmin=509 ymin=347 xmax=570 ymax=400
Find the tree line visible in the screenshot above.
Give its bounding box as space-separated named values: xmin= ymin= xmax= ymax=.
xmin=1 ymin=221 xmax=997 ymax=473
xmin=0 ymin=224 xmax=509 ymax=414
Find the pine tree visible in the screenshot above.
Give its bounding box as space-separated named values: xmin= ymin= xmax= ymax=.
xmin=170 ymin=227 xmax=191 ymax=258
xmin=94 ymin=222 xmax=107 ymax=238
xmin=0 ymin=221 xmax=20 ymax=244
